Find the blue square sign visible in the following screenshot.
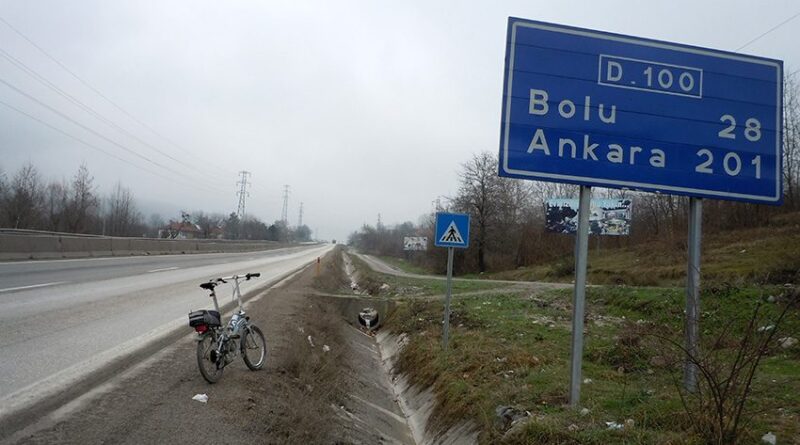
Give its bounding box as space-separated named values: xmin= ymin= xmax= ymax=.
xmin=435 ymin=212 xmax=470 ymax=248
xmin=499 ymin=18 xmax=783 ymax=204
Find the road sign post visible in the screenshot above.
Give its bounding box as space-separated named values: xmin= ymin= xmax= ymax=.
xmin=442 ymin=247 xmax=455 ymax=350
xmin=499 ymin=17 xmax=783 ymax=406
xmin=435 ymin=212 xmax=470 ymax=351
xmin=685 ymin=197 xmax=703 ymax=391
xmin=568 ymin=186 xmax=591 ymax=406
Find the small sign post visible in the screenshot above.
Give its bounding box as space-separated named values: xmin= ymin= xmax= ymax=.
xmin=434 ymin=212 xmax=470 ymax=350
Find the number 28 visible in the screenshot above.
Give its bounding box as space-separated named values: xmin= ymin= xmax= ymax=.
xmin=718 ymin=115 xmax=761 ymax=142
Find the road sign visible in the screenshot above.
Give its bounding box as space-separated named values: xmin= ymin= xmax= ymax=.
xmin=434 ymin=213 xmax=470 ymax=248
xmin=499 ymin=18 xmax=783 ymax=204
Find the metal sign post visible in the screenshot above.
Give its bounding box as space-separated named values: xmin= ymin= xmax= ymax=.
xmin=684 ymin=197 xmax=703 ymax=391
xmin=568 ymin=186 xmax=591 ymax=405
xmin=442 ymin=247 xmax=455 ymax=350
xmin=434 ymin=212 xmax=470 ymax=351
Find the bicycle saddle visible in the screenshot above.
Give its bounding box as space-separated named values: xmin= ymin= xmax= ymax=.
xmin=199 ymin=282 xmax=217 ymax=290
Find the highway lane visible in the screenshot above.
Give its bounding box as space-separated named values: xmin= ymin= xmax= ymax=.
xmin=0 ymin=246 xmax=315 ymax=291
xmin=0 ymin=244 xmax=333 ymax=406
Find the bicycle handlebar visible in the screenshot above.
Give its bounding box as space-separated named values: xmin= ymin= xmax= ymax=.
xmin=199 ymin=272 xmax=260 ymax=290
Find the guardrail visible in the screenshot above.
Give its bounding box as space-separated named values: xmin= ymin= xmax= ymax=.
xmin=0 ymin=230 xmax=289 ymax=260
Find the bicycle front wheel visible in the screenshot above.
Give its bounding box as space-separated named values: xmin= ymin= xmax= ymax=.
xmin=197 ymin=333 xmax=224 ymax=383
xmin=241 ymin=325 xmax=267 ymax=370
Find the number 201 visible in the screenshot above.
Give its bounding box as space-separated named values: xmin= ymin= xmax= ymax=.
xmin=718 ymin=115 xmax=761 ymax=142
xmin=695 ymin=150 xmax=761 ymax=179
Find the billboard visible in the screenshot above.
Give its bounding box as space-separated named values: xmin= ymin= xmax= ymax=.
xmin=403 ymin=236 xmax=428 ymax=251
xmin=546 ymin=198 xmax=632 ymax=235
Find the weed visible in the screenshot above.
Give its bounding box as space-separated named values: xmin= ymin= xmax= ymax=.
xmin=384 ymin=283 xmax=800 ymax=444
xmin=655 ymin=289 xmax=799 ymax=444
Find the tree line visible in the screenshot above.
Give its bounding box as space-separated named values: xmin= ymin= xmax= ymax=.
xmin=349 ymin=79 xmax=800 ymax=274
xmin=0 ymin=162 xmax=312 ymax=242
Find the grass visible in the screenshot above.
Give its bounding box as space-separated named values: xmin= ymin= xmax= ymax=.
xmin=350 ymin=253 xmax=514 ymax=297
xmin=376 ymin=255 xmax=430 ymax=275
xmin=385 ymin=282 xmax=800 ymax=444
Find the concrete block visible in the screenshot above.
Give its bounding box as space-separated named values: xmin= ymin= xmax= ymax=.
xmin=111 ymin=237 xmax=132 ymax=256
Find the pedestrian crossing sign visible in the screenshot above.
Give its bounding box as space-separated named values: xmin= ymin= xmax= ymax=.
xmin=434 ymin=212 xmax=470 ymax=248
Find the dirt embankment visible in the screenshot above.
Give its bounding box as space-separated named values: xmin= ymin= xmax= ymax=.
xmin=5 ymin=248 xmax=413 ymax=444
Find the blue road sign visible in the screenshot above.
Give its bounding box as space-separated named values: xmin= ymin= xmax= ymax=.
xmin=435 ymin=212 xmax=470 ymax=248
xmin=499 ymin=18 xmax=783 ymax=205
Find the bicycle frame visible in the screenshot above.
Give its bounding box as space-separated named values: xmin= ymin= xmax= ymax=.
xmin=206 ymin=274 xmax=247 ymax=315
xmin=192 ymin=272 xmax=265 ymax=383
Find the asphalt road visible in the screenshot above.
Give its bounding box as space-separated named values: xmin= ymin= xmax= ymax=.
xmin=0 ymin=244 xmax=333 ymax=409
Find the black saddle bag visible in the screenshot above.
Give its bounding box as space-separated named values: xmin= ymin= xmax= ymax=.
xmin=188 ymin=310 xmax=222 ymax=328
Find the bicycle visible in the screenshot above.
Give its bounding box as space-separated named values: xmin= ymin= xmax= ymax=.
xmin=188 ymin=272 xmax=267 ymax=383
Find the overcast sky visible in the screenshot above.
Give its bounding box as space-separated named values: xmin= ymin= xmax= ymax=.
xmin=0 ymin=1 xmax=798 ymax=241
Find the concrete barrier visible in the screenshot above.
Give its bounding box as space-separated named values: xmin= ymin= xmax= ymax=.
xmin=0 ymin=234 xmax=61 ymax=260
xmin=110 ymin=238 xmax=132 ymax=256
xmin=0 ymin=233 xmax=292 ymax=261
xmin=59 ymin=237 xmax=112 ymax=258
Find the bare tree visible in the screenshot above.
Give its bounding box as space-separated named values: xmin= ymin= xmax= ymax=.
xmin=0 ymin=167 xmax=7 ymax=218
xmin=193 ymin=211 xmax=224 ymax=239
xmin=494 ymin=176 xmax=536 ymax=268
xmin=224 ymin=212 xmax=241 ymax=240
xmin=43 ymin=180 xmax=68 ymax=232
xmin=453 ymin=152 xmax=502 ymax=272
xmin=105 ymin=182 xmax=142 ymax=236
xmin=147 ymin=213 xmax=165 ymax=237
xmin=784 ymin=76 xmax=800 ymax=208
xmin=65 ymin=164 xmax=99 ymax=234
xmin=2 ymin=163 xmax=44 ymax=229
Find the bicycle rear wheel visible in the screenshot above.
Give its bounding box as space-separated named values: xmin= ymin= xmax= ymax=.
xmin=197 ymin=333 xmax=224 ymax=383
xmin=241 ymin=325 xmax=267 ymax=370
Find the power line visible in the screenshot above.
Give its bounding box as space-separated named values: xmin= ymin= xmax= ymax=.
xmin=0 ymin=97 xmax=222 ymax=195
xmin=0 ymin=75 xmax=224 ymax=195
xmin=0 ymin=15 xmax=285 ymax=202
xmin=0 ymin=46 xmax=233 ymax=188
xmin=0 ymin=15 xmax=240 ymax=182
xmin=0 ymin=47 xmax=231 ymax=188
xmin=736 ymin=10 xmax=800 ymax=51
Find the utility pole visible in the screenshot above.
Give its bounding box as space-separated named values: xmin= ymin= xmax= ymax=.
xmin=281 ymin=185 xmax=290 ymax=225
xmin=377 ymin=213 xmax=382 ymax=229
xmin=236 ymin=171 xmax=251 ymax=219
xmin=297 ymin=202 xmax=304 ymax=228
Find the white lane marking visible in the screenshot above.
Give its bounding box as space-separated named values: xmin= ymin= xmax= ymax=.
xmin=147 ymin=266 xmax=179 ymax=273
xmin=0 ymin=281 xmax=67 ymax=293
